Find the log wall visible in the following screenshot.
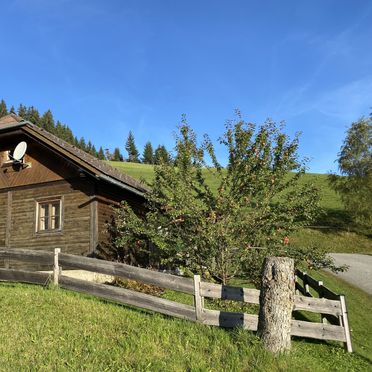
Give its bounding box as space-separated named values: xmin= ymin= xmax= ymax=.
xmin=0 ymin=180 xmax=93 ymax=268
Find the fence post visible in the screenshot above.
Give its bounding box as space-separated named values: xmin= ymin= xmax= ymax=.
xmin=193 ymin=275 xmax=203 ymax=322
xmin=317 ymin=281 xmax=327 ymax=323
xmin=303 ymin=272 xmax=311 ymax=297
xmin=257 ymin=257 xmax=295 ymax=354
xmin=53 ymin=248 xmax=61 ymax=286
xmin=340 ymin=295 xmax=353 ymax=353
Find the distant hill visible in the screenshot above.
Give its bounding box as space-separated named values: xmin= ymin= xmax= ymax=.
xmin=108 ymin=161 xmax=342 ymax=210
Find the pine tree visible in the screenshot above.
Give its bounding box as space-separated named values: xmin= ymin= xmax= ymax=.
xmin=98 ymin=147 xmax=105 ymax=160
xmin=79 ymin=137 xmax=87 ymax=151
xmin=0 ymin=99 xmax=7 ymax=117
xmin=154 ymin=145 xmax=171 ymax=165
xmin=91 ymin=145 xmax=97 ymax=157
xmin=87 ymin=140 xmax=93 ymax=154
xmin=9 ymin=105 xmax=15 ymax=113
xmin=125 ymin=131 xmax=140 ymax=163
xmin=25 ymin=106 xmax=40 ymax=125
xmin=55 ymin=120 xmax=63 ymax=139
xmin=113 ymin=147 xmax=123 ymax=161
xmin=1 ymin=99 xmax=106 ymax=160
xmin=142 ymin=141 xmax=154 ymax=164
xmin=17 ymin=104 xmax=27 ymax=118
xmin=40 ymin=110 xmax=55 ymax=133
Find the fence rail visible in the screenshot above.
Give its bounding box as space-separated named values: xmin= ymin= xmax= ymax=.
xmin=0 ymin=249 xmax=352 ymax=352
xmin=295 ymin=269 xmax=352 ymax=352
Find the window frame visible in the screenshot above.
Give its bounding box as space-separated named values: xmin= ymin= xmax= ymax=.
xmin=35 ymin=197 xmax=63 ymax=234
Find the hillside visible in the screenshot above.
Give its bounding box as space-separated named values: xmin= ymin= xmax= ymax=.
xmin=109 ymin=161 xmax=372 ymax=254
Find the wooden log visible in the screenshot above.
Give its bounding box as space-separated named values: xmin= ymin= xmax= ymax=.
xmin=0 ymin=249 xmax=54 ymax=266
xmin=58 ymin=253 xmax=194 ymax=294
xmin=0 ymin=268 xmax=50 ymax=285
xmin=291 ymin=320 xmax=346 ymax=342
xmin=257 ymin=257 xmax=295 ymax=354
xmin=200 ymin=282 xmax=260 ymax=304
xmin=203 ymin=309 xmax=258 ymax=331
xmin=294 ymin=295 xmax=342 ymax=315
xmin=59 ymin=275 xmax=196 ymax=321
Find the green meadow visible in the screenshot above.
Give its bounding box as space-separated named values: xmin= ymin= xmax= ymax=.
xmin=109 ymin=161 xmax=372 ymax=255
xmin=0 ymin=272 xmax=371 ymax=371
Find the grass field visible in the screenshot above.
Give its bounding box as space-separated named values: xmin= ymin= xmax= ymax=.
xmin=109 ymin=161 xmax=372 ymax=254
xmin=0 ymin=273 xmax=371 ymax=371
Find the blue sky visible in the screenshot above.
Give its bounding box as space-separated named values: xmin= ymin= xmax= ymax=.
xmin=1 ymin=0 xmax=371 ymax=173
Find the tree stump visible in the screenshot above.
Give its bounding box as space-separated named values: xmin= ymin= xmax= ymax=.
xmin=257 ymin=257 xmax=295 ymax=354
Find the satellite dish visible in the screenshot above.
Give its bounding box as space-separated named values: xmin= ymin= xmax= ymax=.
xmin=12 ymin=141 xmax=27 ymax=162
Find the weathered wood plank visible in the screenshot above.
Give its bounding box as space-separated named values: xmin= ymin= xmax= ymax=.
xmin=59 ymin=275 xmax=196 ymax=321
xmin=340 ymin=295 xmax=353 ymax=352
xmin=193 ymin=275 xmax=203 ymax=321
xmin=0 ymin=268 xmax=50 ymax=285
xmin=58 ymin=253 xmax=194 ymax=294
xmin=294 ymin=295 xmax=342 ymax=315
xmin=291 ymin=320 xmax=346 ymax=342
xmin=0 ymin=249 xmax=54 ymax=265
xmin=200 ymin=282 xmax=260 ymax=304
xmin=203 ymin=309 xmax=258 ymax=331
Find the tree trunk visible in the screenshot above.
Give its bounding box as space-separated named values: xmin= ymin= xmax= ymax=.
xmin=257 ymin=257 xmax=295 ymax=354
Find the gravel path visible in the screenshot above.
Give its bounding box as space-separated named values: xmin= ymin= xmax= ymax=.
xmin=329 ymin=253 xmax=372 ymax=295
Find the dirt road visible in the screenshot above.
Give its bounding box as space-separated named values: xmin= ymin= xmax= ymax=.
xmin=329 ymin=253 xmax=372 ymax=295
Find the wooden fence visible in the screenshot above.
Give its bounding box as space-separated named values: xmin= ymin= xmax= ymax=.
xmin=295 ymin=269 xmax=352 ymax=352
xmin=0 ymin=249 xmax=352 ymax=352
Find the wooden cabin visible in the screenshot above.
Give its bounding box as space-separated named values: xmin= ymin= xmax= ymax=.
xmin=0 ymin=113 xmax=147 ymax=266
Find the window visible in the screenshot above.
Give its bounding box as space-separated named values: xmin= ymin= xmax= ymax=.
xmin=36 ymin=199 xmax=62 ymax=232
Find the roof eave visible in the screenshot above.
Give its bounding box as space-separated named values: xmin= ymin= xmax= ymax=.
xmin=98 ymin=174 xmax=146 ymax=198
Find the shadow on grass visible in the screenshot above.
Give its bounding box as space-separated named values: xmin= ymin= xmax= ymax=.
xmin=315 ymin=208 xmax=371 ymax=238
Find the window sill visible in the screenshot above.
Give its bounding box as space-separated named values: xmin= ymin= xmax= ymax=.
xmin=35 ymin=230 xmax=63 ymax=237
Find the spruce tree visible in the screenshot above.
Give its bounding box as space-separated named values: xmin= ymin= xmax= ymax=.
xmin=78 ymin=137 xmax=87 ymax=151
xmin=40 ymin=110 xmax=55 ymax=132
xmin=154 ymin=145 xmax=171 ymax=164
xmin=91 ymin=144 xmax=97 ymax=157
xmin=87 ymin=140 xmax=93 ymax=154
xmin=17 ymin=104 xmax=27 ymax=118
xmin=125 ymin=131 xmax=140 ymax=163
xmin=98 ymin=147 xmax=105 ymax=160
xmin=142 ymin=141 xmax=154 ymax=164
xmin=0 ymin=99 xmax=7 ymax=117
xmin=25 ymin=106 xmax=40 ymax=125
xmin=113 ymin=147 xmax=123 ymax=161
